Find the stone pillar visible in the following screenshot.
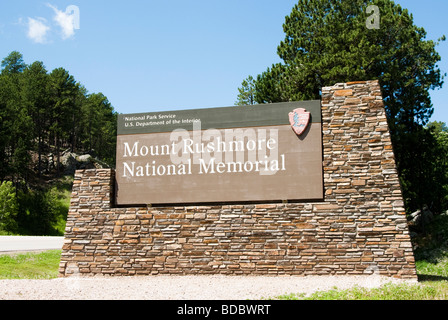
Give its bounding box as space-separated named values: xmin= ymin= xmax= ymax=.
xmin=320 ymin=80 xmax=416 ymax=279
xmin=59 ymin=169 xmax=115 ymax=275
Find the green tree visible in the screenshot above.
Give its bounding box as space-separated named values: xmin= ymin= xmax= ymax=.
xmin=241 ymin=0 xmax=446 ymax=213
xmin=16 ymin=187 xmax=59 ymax=236
xmin=48 ymin=68 xmax=79 ymax=174
xmin=426 ymin=122 xmax=448 ymax=211
xmin=1 ymin=51 xmax=26 ymax=75
xmin=22 ymin=61 xmax=51 ymax=178
xmin=0 ymin=50 xmax=119 ymax=235
xmin=81 ymin=93 xmax=117 ymax=166
xmin=0 ymin=52 xmax=33 ymax=185
xmin=0 ymin=181 xmax=18 ymax=233
xmin=397 ymin=125 xmax=447 ymax=215
xmin=235 ymin=75 xmax=257 ymax=106
xmin=0 ymin=72 xmax=12 ymax=180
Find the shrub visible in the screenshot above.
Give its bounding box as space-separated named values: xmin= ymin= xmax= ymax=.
xmin=0 ymin=181 xmax=19 ymax=233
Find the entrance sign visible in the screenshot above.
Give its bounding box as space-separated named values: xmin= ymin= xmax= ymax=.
xmin=61 ymin=81 xmax=418 ymax=280
xmin=115 ymin=101 xmax=323 ymax=205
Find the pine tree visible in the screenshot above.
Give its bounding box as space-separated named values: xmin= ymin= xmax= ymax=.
xmin=235 ymin=75 xmax=257 ymax=106
xmin=0 ymin=52 xmax=33 ymax=185
xmin=49 ymin=68 xmax=79 ymax=175
xmin=22 ymin=61 xmax=50 ymax=178
xmin=240 ymin=0 xmax=446 ymax=213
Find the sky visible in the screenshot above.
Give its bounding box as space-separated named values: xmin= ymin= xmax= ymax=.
xmin=0 ymin=1 xmax=447 ymax=123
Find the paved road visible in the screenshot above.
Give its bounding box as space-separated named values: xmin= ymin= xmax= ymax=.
xmin=0 ymin=236 xmax=64 ymax=254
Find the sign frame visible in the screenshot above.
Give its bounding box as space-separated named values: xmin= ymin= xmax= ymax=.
xmin=115 ymin=101 xmax=323 ymax=206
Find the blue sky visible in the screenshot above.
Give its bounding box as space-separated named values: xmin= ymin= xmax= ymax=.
xmin=0 ymin=1 xmax=447 ymax=123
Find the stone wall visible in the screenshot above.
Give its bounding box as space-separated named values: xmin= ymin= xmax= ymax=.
xmin=59 ymin=80 xmax=417 ymax=279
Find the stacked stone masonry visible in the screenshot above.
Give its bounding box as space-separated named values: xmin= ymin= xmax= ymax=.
xmin=59 ymin=80 xmax=417 ymax=279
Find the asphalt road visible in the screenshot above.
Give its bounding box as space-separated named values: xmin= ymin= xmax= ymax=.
xmin=0 ymin=236 xmax=64 ymax=254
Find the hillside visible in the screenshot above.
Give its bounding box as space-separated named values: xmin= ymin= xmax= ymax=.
xmin=0 ymin=51 xmax=117 ymax=235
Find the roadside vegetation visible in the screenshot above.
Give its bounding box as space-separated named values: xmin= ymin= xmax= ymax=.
xmin=275 ymin=282 xmax=448 ymax=300
xmin=0 ymin=175 xmax=72 ymax=236
xmin=0 ymin=250 xmax=61 ymax=279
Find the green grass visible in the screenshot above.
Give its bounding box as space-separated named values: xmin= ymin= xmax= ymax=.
xmin=0 ymin=250 xmax=61 ymax=279
xmin=274 ymin=282 xmax=448 ymax=300
xmin=416 ymin=254 xmax=448 ymax=279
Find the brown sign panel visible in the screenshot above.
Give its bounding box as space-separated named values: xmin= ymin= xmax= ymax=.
xmin=115 ymin=101 xmax=323 ymax=205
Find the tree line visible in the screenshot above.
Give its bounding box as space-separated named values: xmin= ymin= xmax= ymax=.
xmin=235 ymin=0 xmax=448 ymax=216
xmin=0 ymin=51 xmax=117 ymax=185
xmin=0 ymin=51 xmax=117 ymax=234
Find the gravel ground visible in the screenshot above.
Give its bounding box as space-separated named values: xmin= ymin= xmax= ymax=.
xmin=0 ymin=275 xmax=417 ymax=300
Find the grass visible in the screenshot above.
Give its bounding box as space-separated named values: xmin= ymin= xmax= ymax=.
xmin=0 ymin=250 xmax=61 ymax=279
xmin=274 ymin=282 xmax=448 ymax=300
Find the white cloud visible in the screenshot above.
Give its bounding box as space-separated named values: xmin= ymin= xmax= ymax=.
xmin=47 ymin=4 xmax=76 ymax=40
xmin=27 ymin=17 xmax=50 ymax=44
xmin=22 ymin=3 xmax=79 ymax=44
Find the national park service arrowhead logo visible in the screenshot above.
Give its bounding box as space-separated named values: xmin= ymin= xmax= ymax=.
xmin=289 ymin=108 xmax=311 ymax=136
